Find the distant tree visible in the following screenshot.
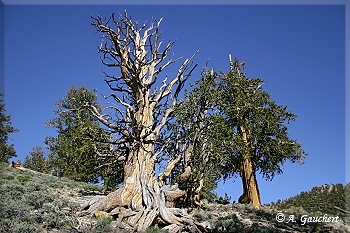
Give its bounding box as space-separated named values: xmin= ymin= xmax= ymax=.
xmin=45 ymin=86 xmax=122 ymax=190
xmin=23 ymin=146 xmax=50 ymax=173
xmin=215 ymin=193 xmax=232 ymax=205
xmin=217 ymin=58 xmax=307 ymax=208
xmin=0 ymin=93 xmax=18 ymax=163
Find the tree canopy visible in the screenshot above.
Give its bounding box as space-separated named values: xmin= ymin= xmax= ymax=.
xmin=165 ymin=58 xmax=307 ymax=208
xmin=214 ymin=58 xmax=307 ymax=207
xmin=218 ymin=59 xmax=307 ymax=181
xmin=165 ymin=68 xmax=229 ymax=205
xmin=45 ymin=86 xmax=123 ymax=190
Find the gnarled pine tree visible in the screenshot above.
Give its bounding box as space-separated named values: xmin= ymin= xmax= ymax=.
xmin=218 ymin=58 xmax=307 ymax=208
xmin=83 ymin=11 xmax=203 ymax=232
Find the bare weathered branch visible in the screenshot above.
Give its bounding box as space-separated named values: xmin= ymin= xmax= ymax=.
xmin=86 ymin=103 xmax=130 ymax=138
xmin=158 ymin=152 xmax=183 ymax=186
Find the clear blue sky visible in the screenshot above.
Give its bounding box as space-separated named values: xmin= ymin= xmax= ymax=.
xmin=3 ymin=4 xmax=346 ymax=204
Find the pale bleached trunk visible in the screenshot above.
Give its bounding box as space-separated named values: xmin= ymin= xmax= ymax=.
xmin=87 ymin=94 xmax=186 ymax=231
xmin=86 ymin=12 xmax=202 ymax=231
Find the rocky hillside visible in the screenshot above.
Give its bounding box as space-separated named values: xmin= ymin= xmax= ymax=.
xmin=1 ymin=162 xmax=349 ymax=232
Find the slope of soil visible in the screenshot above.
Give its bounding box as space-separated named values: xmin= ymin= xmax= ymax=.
xmin=1 ymin=163 xmax=349 ymax=232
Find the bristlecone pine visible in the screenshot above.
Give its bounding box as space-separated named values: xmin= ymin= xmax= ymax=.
xmin=81 ymin=11 xmax=207 ymax=232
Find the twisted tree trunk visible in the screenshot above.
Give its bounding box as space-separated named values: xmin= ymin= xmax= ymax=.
xmin=87 ymin=88 xmax=185 ymax=230
xmin=238 ymin=126 xmax=261 ymax=208
xmin=88 ymin=150 xmax=185 ymax=230
xmin=83 ymin=11 xmax=204 ymax=232
xmin=238 ymin=157 xmax=261 ymax=208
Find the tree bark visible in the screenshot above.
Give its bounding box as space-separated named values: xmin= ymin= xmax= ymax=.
xmin=238 ymin=157 xmax=261 ymax=208
xmin=238 ymin=126 xmax=261 ymax=208
xmin=88 ymin=95 xmax=185 ymax=229
xmin=87 ymin=143 xmax=186 ymax=230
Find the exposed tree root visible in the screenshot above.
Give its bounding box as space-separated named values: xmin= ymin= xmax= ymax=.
xmin=82 ymin=188 xmax=211 ymax=232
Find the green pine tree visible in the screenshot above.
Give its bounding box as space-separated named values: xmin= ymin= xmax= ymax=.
xmin=167 ymin=68 xmax=231 ymax=206
xmin=23 ymin=146 xmax=50 ymax=173
xmin=45 ymin=86 xmax=123 ymax=190
xmin=217 ymin=58 xmax=307 ymax=207
xmin=0 ymin=93 xmax=18 ymax=163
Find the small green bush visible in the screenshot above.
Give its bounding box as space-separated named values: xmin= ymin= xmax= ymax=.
xmin=253 ymin=209 xmax=274 ymax=222
xmin=17 ymin=175 xmax=31 ymax=184
xmin=92 ymin=218 xmax=115 ymax=233
xmin=23 ymin=192 xmax=53 ymax=209
xmin=144 ymin=225 xmax=169 ymax=233
xmin=12 ymin=221 xmax=38 ymax=233
xmin=4 ymin=175 xmax=15 ymax=180
xmin=42 ymin=212 xmax=65 ymax=228
xmin=212 ymin=214 xmax=244 ymax=233
xmin=193 ymin=212 xmax=210 ymax=222
xmin=94 ymin=215 xmax=114 ymax=224
xmin=248 ymin=223 xmax=278 ymax=233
